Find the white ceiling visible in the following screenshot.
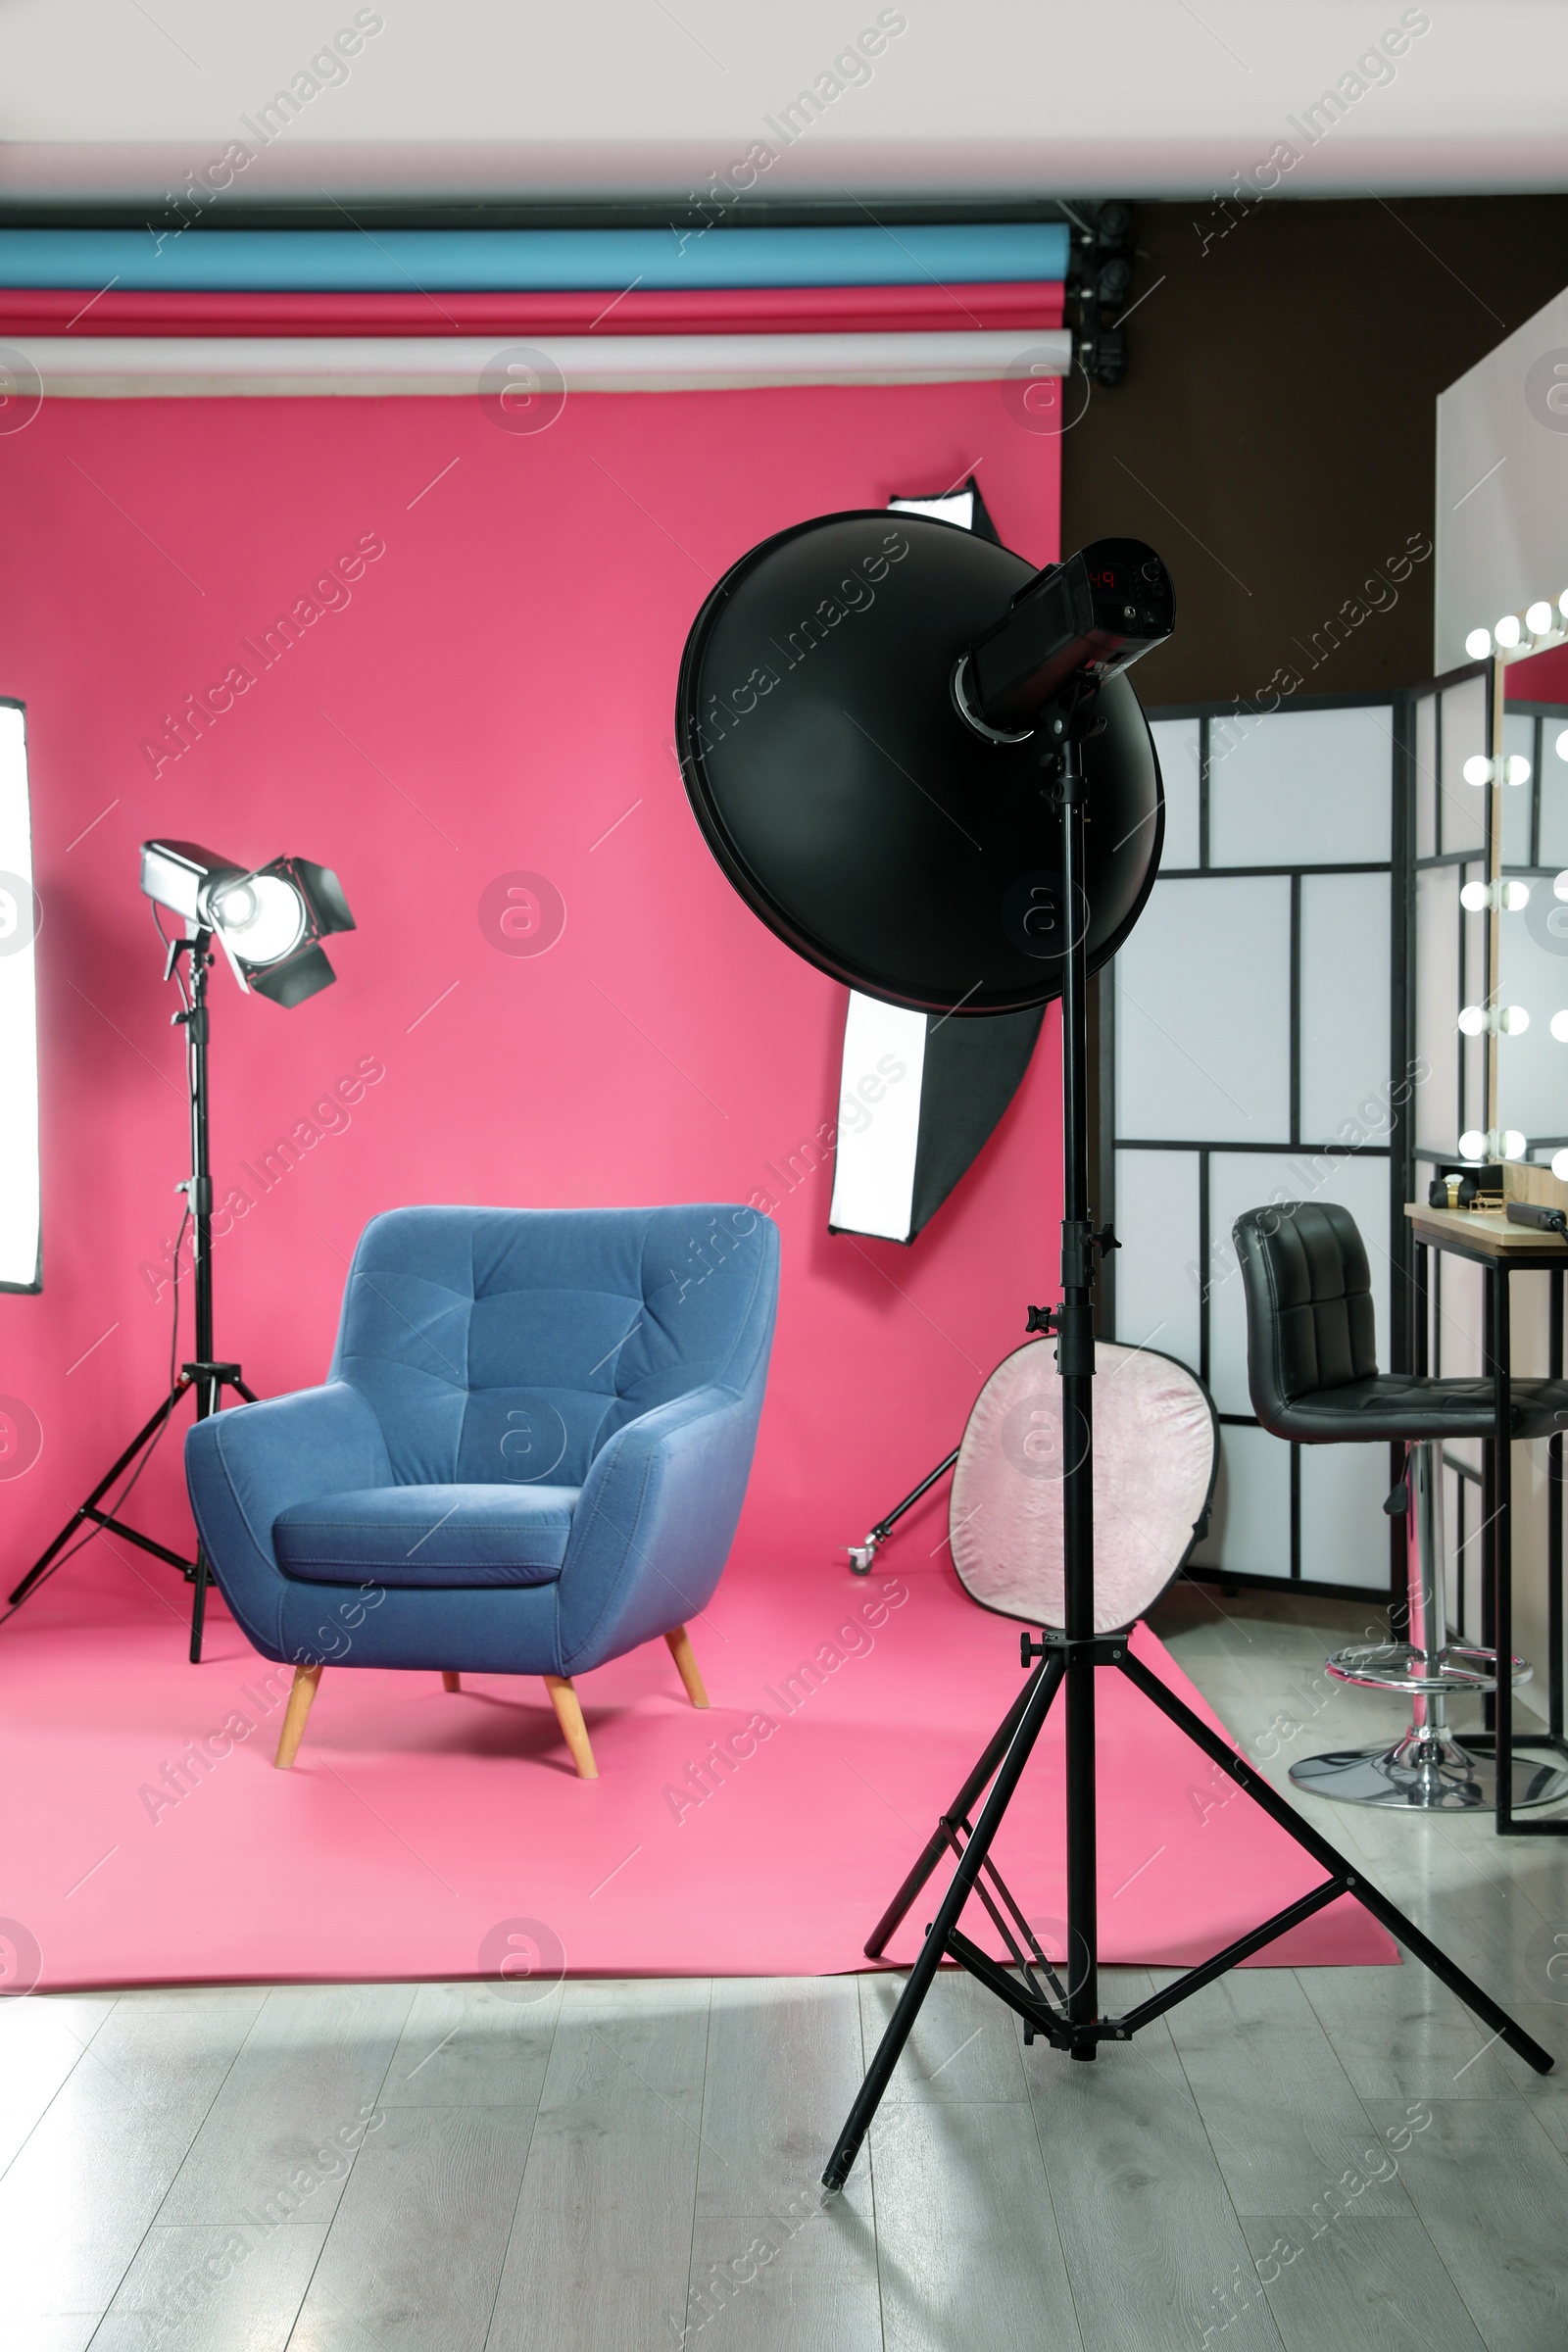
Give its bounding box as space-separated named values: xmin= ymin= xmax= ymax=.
xmin=0 ymin=0 xmax=1563 ymax=206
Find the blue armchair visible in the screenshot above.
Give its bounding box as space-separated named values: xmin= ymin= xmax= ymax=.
xmin=184 ymin=1203 xmax=778 ymax=1778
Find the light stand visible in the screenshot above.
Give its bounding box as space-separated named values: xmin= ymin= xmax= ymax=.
xmin=664 ymin=503 xmax=1554 ymax=2188
xmin=820 ymin=699 xmax=1553 ymax=2193
xmin=7 ymin=930 xmax=254 ymax=1660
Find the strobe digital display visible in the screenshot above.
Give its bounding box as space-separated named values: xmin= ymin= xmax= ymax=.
xmin=958 ymin=537 xmax=1174 ymax=738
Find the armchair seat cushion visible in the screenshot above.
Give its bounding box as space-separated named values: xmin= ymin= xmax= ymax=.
xmin=273 ymin=1483 xmax=579 ymax=1587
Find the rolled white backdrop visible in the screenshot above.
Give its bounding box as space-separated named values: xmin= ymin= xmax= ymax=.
xmin=3 ymin=328 xmax=1070 ymax=398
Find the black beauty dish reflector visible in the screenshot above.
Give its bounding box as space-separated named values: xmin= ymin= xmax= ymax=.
xmin=140 ymin=839 xmax=355 ymax=1007
xmin=675 ymin=512 xmax=1170 ymax=1015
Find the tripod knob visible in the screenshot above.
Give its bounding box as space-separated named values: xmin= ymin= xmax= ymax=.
xmin=1025 ymin=1304 xmax=1059 ymax=1336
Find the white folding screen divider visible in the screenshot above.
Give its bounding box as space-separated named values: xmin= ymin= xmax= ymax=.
xmin=1102 ymin=694 xmax=1406 ymax=1602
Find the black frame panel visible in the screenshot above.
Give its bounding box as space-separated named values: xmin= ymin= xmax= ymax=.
xmin=1103 ymin=689 xmax=1405 ymax=1608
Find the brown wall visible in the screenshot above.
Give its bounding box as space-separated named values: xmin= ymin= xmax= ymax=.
xmin=1061 ymin=196 xmax=1568 ymax=709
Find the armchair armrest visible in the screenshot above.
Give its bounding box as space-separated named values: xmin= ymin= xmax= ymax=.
xmin=185 ymin=1383 xmax=392 ymax=1658
xmin=557 ymin=1383 xmax=760 ymax=1673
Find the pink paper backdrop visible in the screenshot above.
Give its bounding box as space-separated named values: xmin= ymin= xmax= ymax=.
xmin=0 ymin=382 xmax=1061 ymax=1606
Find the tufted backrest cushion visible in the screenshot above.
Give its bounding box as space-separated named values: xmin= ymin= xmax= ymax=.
xmin=329 ymin=1204 xmax=778 ymax=1488
xmin=1232 ymin=1200 xmax=1379 ymax=1435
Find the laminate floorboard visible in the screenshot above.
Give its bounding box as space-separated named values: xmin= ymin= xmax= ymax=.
xmin=89 ymin=2221 xmax=327 ymax=2352
xmin=155 ymin=1984 xmax=414 ymax=2229
xmin=289 ymin=2105 xmax=539 ymax=2352
xmin=870 ymin=2095 xmax=1083 ymax=2352
xmin=0 ymin=1996 xmax=264 ymax=2331
xmin=1022 ymin=1976 xmax=1290 ymax=2352
xmin=683 ymin=2206 xmax=883 ymax=2352
xmin=697 ymin=1977 xmax=870 ymax=2221
xmin=0 ymin=1994 xmax=117 ymax=2177
xmin=483 ymin=1979 xmax=710 ymax=2352
xmin=1240 ymin=2214 xmax=1489 ymax=2352
xmin=1359 ymin=2095 xmax=1568 ymax=2352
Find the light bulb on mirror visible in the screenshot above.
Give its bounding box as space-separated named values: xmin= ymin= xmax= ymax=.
xmin=1555 ymin=873 xmax=1568 ymax=904
xmin=1463 ymin=755 xmax=1494 ymax=786
xmin=1495 ymin=614 xmax=1523 ymax=648
xmin=1465 ymin=627 xmax=1493 ymax=659
xmin=1551 ymin=1011 xmax=1568 ymax=1043
xmin=1458 ymin=879 xmax=1528 ymax=912
xmin=1555 ymin=1149 xmax=1568 ymax=1181
xmin=1504 ymin=1131 xmax=1526 ymax=1158
xmin=1556 ymin=728 xmax=1568 ymax=763
xmin=1505 ymin=754 xmax=1533 ymax=785
xmin=1458 ymin=1004 xmax=1528 ymax=1036
xmin=1527 ymin=601 xmax=1555 ymax=636
xmin=1460 ymin=1129 xmax=1488 ymax=1160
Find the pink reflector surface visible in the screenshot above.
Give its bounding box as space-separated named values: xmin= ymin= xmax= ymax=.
xmin=951 ymin=1340 xmax=1217 ymax=1632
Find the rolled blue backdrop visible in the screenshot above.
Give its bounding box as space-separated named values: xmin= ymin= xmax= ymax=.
xmin=0 ymin=223 xmax=1069 ymax=292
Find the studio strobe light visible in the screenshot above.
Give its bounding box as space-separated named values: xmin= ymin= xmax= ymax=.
xmin=7 ymin=839 xmax=356 ymax=1659
xmin=671 ymin=509 xmax=1552 ymax=2193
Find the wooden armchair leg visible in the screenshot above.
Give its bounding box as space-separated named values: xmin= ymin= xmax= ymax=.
xmin=441 ymin=1671 xmax=462 ymax=1693
xmin=273 ymin=1664 xmax=323 ymax=1769
xmin=544 ymin=1674 xmax=599 ymax=1779
xmin=664 ymin=1625 xmax=709 ymax=1709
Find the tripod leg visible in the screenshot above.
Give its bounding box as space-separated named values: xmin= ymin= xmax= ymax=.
xmin=864 ymin=1669 xmax=1041 ymax=1958
xmin=7 ymin=1382 xmax=191 ymax=1608
xmin=189 ymin=1550 xmax=209 ymax=1664
xmin=1119 ymin=1653 xmax=1553 ymax=2076
xmin=824 ymin=1649 xmax=1067 ymax=2191
xmin=184 ymin=1370 xmax=254 ymax=1663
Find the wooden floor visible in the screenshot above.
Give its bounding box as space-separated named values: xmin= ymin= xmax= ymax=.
xmin=4 ymin=1582 xmax=1567 ymax=2351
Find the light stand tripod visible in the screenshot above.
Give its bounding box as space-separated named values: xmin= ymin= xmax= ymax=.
xmin=823 ymin=707 xmax=1552 ymax=2192
xmin=6 ymin=928 xmax=254 ymax=1662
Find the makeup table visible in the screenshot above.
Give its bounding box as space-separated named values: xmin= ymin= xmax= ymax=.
xmin=1405 ymin=1201 xmax=1568 ymax=1834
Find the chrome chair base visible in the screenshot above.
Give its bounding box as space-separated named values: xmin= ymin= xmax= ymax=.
xmin=1288 ymin=1441 xmax=1568 ymax=1813
xmin=1290 ymin=1733 xmax=1568 ymax=1811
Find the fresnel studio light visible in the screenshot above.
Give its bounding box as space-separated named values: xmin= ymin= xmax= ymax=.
xmin=6 ymin=840 xmax=355 ymax=1659
xmin=671 ymin=505 xmax=1553 ymax=2196
xmin=138 ymin=840 xmax=355 ymax=1005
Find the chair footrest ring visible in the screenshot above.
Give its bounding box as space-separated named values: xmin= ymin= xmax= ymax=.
xmin=1325 ymin=1641 xmax=1532 ymax=1696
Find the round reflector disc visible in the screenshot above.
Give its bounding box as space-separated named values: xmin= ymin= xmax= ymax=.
xmin=950 ymin=1340 xmax=1217 ymax=1632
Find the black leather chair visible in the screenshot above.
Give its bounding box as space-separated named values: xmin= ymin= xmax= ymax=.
xmin=1234 ymin=1199 xmax=1568 ymax=1810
